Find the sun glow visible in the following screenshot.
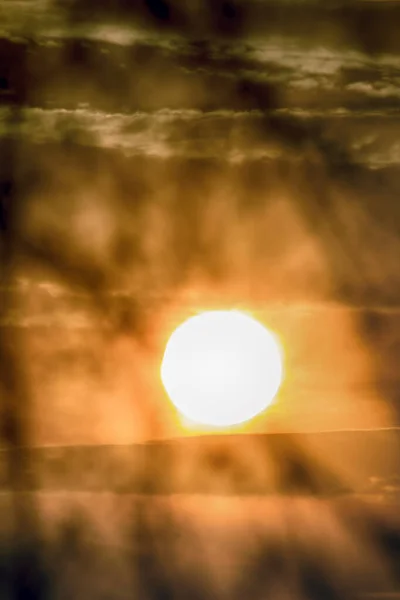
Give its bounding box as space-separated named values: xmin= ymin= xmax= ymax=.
xmin=161 ymin=310 xmax=283 ymax=428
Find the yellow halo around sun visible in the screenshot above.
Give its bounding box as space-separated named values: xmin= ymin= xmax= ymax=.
xmin=161 ymin=310 xmax=283 ymax=428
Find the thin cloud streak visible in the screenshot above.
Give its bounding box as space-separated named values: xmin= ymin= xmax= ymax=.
xmin=2 ymin=106 xmax=400 ymax=167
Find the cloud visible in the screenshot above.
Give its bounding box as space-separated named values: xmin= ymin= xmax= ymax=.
xmin=2 ymin=105 xmax=400 ymax=169
xmin=347 ymin=81 xmax=400 ymax=98
xmin=3 ymin=29 xmax=400 ymax=117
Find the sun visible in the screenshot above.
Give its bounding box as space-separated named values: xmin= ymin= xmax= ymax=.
xmin=160 ymin=310 xmax=283 ymax=428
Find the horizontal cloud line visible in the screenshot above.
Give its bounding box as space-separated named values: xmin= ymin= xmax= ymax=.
xmin=1 ymin=105 xmax=399 ymax=167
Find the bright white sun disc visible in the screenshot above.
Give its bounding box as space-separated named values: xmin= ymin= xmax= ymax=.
xmin=161 ymin=310 xmax=283 ymax=428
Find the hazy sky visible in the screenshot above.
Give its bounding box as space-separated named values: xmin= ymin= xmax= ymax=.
xmin=3 ymin=10 xmax=400 ymax=600
xmin=1 ymin=0 xmax=400 ymax=444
